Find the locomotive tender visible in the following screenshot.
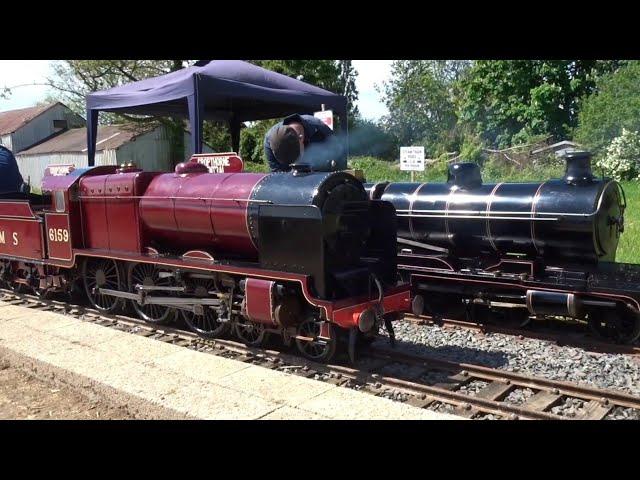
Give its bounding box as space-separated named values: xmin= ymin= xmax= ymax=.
xmin=0 ymin=157 xmax=409 ymax=362
xmin=367 ymin=150 xmax=640 ymax=344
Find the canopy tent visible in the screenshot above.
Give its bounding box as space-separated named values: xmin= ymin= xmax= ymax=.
xmin=85 ymin=60 xmax=348 ymax=165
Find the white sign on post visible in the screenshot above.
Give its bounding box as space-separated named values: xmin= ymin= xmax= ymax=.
xmin=314 ymin=109 xmax=334 ymax=130
xmin=400 ymin=146 xmax=425 ymax=171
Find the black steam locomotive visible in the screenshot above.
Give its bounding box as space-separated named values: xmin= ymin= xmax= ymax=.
xmin=367 ymin=150 xmax=640 ymax=344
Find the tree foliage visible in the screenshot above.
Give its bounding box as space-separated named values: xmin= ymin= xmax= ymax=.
xmin=379 ymin=60 xmax=472 ymax=154
xmin=457 ymin=60 xmax=625 ymax=148
xmin=47 ymin=60 xmax=188 ymax=120
xmin=575 ymin=61 xmax=640 ymax=155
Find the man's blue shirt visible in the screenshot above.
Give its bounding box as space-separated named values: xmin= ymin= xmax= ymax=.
xmin=0 ymin=145 xmax=24 ymax=194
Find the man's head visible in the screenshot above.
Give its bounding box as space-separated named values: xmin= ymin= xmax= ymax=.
xmin=270 ymin=125 xmax=302 ymax=168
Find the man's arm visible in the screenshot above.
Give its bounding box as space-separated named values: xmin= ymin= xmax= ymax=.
xmin=264 ymin=124 xmax=288 ymax=172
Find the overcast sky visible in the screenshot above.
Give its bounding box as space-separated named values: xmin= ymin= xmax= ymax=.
xmin=0 ymin=60 xmax=392 ymax=121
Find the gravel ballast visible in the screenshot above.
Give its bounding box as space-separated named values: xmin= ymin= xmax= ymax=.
xmin=371 ymin=320 xmax=640 ymax=419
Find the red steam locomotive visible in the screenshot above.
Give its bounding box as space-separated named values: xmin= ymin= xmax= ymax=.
xmin=0 ymin=156 xmax=409 ymax=362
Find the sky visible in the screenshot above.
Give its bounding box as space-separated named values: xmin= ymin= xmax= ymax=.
xmin=0 ymin=60 xmax=393 ymax=121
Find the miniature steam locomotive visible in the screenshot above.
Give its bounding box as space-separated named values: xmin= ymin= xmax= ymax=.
xmin=367 ymin=151 xmax=640 ymax=344
xmin=0 ymin=158 xmax=409 ymax=362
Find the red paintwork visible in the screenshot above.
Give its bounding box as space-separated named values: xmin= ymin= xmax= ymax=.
xmin=79 ymin=171 xmax=160 ymax=252
xmin=139 ymin=171 xmax=267 ymax=258
xmin=175 ymin=162 xmax=208 ymax=174
xmin=331 ymin=290 xmax=411 ymax=329
xmin=245 ymin=278 xmax=276 ymax=325
xmin=0 ymin=201 xmax=38 ymax=219
xmin=79 ymin=175 xmax=108 ymax=249
xmin=0 ymin=217 xmax=44 ymax=260
xmin=45 ymin=213 xmax=72 ymax=261
xmin=42 ymin=165 xmax=118 ymax=193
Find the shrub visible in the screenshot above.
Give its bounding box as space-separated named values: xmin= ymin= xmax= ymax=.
xmin=596 ymin=128 xmax=640 ymax=180
xmin=575 ymin=61 xmax=640 ymax=155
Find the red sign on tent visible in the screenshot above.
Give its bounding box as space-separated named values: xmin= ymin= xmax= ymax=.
xmin=190 ymin=153 xmax=244 ymax=173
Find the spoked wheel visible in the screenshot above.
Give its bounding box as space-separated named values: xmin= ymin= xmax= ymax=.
xmin=182 ymin=278 xmax=227 ymax=338
xmin=83 ymin=258 xmax=123 ymax=313
xmin=295 ymin=318 xmax=337 ymax=363
xmin=128 ymin=263 xmax=177 ymax=324
xmin=234 ymin=316 xmax=269 ymax=346
xmin=588 ymin=306 xmax=640 ymax=344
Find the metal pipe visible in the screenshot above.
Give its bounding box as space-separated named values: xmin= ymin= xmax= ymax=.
xmin=397 ymin=213 xmax=559 ymax=221
xmin=396 ymin=208 xmax=594 ymax=217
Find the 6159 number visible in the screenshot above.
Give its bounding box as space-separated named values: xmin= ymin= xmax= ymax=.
xmin=48 ymin=228 xmax=69 ymax=243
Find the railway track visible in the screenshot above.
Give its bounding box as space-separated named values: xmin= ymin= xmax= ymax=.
xmin=2 ymin=289 xmax=640 ymax=420
xmin=405 ymin=314 xmax=640 ymax=357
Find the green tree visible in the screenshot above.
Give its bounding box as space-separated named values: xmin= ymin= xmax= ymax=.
xmin=575 ymin=61 xmax=640 ymax=155
xmin=47 ymin=60 xmax=191 ymax=166
xmin=249 ymin=60 xmax=359 ymax=121
xmin=379 ymin=60 xmax=472 ymax=155
xmin=457 ymin=60 xmax=625 ymax=148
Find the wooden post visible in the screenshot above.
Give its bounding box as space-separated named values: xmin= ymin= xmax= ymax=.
xmin=411 ymin=170 xmax=415 ymax=182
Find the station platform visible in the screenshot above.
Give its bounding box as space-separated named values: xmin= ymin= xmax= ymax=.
xmin=0 ymin=300 xmax=461 ymax=420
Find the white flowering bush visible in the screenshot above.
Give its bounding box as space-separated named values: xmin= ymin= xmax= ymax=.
xmin=597 ymin=128 xmax=640 ymax=180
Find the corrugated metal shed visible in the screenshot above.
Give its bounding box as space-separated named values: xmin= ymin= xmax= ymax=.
xmin=19 ymin=124 xmax=149 ymax=154
xmin=0 ymin=103 xmax=56 ymax=135
xmin=0 ymin=102 xmax=85 ymax=152
xmin=16 ymin=124 xmax=212 ymax=189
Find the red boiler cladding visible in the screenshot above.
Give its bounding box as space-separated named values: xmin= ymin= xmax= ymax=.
xmin=139 ymin=169 xmax=267 ymax=258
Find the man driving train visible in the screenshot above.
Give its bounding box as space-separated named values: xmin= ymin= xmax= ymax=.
xmin=264 ymin=113 xmax=345 ymax=172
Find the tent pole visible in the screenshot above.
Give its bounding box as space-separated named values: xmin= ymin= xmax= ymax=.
xmin=188 ymin=74 xmax=204 ymax=157
xmin=230 ymin=117 xmax=241 ymax=153
xmin=87 ymin=109 xmax=99 ymax=167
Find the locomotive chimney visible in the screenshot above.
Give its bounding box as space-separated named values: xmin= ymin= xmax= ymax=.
xmin=447 ymin=162 xmax=482 ymax=190
xmin=562 ymin=150 xmax=594 ymax=185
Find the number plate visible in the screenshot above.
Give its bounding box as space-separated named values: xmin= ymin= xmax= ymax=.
xmin=45 ymin=213 xmax=72 ymax=261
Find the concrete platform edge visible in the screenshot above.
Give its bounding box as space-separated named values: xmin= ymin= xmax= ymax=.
xmin=0 ymin=344 xmax=190 ymax=420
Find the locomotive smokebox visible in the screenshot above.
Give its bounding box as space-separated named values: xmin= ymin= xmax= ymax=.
xmin=562 ymin=150 xmax=595 ymax=185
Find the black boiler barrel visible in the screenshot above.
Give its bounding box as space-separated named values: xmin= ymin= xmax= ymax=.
xmin=373 ymin=157 xmax=625 ymax=263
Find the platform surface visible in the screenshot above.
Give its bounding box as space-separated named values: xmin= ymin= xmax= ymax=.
xmin=0 ymin=301 xmax=461 ymax=420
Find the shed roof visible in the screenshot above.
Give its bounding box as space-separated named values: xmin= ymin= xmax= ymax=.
xmin=0 ymin=103 xmax=61 ymax=136
xmin=18 ymin=124 xmax=150 ymax=155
